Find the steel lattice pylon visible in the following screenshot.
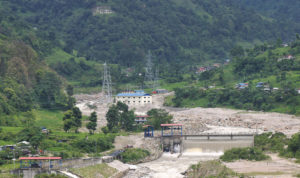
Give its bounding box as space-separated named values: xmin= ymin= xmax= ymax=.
xmin=144 ymin=50 xmax=154 ymax=89
xmin=154 ymin=67 xmax=160 ymax=90
xmin=102 ymin=62 xmax=112 ymax=103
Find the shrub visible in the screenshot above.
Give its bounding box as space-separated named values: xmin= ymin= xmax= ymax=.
xmin=121 ymin=148 xmax=150 ymax=163
xmin=220 ymin=147 xmax=270 ymax=162
xmin=255 ymin=132 xmax=287 ymax=152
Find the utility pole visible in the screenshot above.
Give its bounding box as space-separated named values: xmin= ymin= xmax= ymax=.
xmin=144 ymin=50 xmax=154 ymax=89
xmin=102 ymin=62 xmax=112 ymax=103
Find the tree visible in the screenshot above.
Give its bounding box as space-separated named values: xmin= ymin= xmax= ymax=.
xmin=146 ymin=109 xmax=173 ymax=129
xmin=62 ymin=107 xmax=82 ymax=133
xmin=87 ymin=112 xmax=97 ymax=134
xmin=66 ymin=85 xmax=74 ymax=96
xmin=105 ymin=102 xmax=136 ymax=132
xmin=230 ymin=46 xmax=244 ymax=58
xmin=121 ymin=110 xmax=135 ymax=131
xmin=106 ymin=105 xmax=120 ymax=131
xmin=17 ymin=126 xmax=44 ymax=149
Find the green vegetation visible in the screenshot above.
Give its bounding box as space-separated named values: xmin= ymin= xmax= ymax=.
xmin=62 ymin=107 xmax=82 ymax=133
xmin=146 ymin=109 xmax=173 ymax=129
xmin=70 ymin=163 xmax=117 ymax=178
xmin=105 ymin=102 xmax=135 ymax=132
xmin=186 ymin=160 xmax=238 ymax=178
xmin=120 ymin=148 xmax=150 ymax=164
xmin=220 ymin=147 xmax=270 ymax=162
xmin=170 ymin=38 xmax=300 ymax=115
xmin=86 ymin=112 xmax=97 ymax=134
xmin=221 ymin=132 xmax=300 ymax=162
xmin=35 ymin=174 xmax=67 ymax=178
xmin=0 ymin=0 xmax=299 ymax=93
xmin=254 ymin=132 xmax=288 ymax=153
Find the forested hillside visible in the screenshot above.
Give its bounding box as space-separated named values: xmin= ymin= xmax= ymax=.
xmin=0 ymin=9 xmax=71 ymax=125
xmin=241 ymin=0 xmax=300 ymax=23
xmin=168 ymin=37 xmax=300 ymax=115
xmin=2 ymin=0 xmax=300 ymax=68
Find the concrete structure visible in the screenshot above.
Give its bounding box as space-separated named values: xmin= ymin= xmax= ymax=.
xmin=116 ymin=90 xmax=152 ymax=105
xmin=152 ymin=89 xmax=168 ymax=94
xmin=93 ymin=6 xmax=113 ymax=15
xmin=160 ymin=134 xmax=254 ymax=154
xmin=135 ymin=115 xmax=149 ymax=124
xmin=144 ymin=125 xmax=154 ymax=137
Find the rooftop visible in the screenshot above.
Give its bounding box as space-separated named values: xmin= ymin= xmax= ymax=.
xmin=116 ymin=93 xmax=150 ymax=97
xmin=19 ymin=157 xmax=61 ymax=160
xmin=161 ymin=124 xmax=183 ymax=127
xmin=116 ymin=90 xmax=151 ymax=97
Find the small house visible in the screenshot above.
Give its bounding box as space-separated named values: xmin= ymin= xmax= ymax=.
xmin=196 ymin=67 xmax=206 ymax=73
xmin=236 ymin=83 xmax=248 ymax=89
xmin=153 ymin=89 xmax=168 ymax=94
xmin=213 ymin=63 xmax=221 ymax=68
xmin=256 ymin=82 xmax=264 ymax=88
xmin=135 ymin=115 xmax=149 ymax=124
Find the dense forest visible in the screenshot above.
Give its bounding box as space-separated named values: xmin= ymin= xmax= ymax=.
xmin=1 ymin=0 xmax=300 ymax=68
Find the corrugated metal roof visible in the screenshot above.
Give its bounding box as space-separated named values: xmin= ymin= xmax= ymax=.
xmin=161 ymin=124 xmax=183 ymax=126
xmin=19 ymin=157 xmax=61 ymax=160
xmin=116 ymin=93 xmax=150 ymax=97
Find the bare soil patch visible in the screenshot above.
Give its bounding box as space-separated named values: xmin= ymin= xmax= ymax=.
xmin=224 ymin=154 xmax=300 ymax=178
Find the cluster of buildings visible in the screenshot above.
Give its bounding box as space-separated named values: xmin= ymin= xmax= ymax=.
xmin=0 ymin=141 xmax=31 ymax=154
xmin=196 ymin=59 xmax=230 ymax=74
xmin=92 ymin=6 xmax=114 ymax=15
xmin=115 ymin=89 xmax=168 ymax=125
xmin=235 ymin=82 xmax=282 ymax=92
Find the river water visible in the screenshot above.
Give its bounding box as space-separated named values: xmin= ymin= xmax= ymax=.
xmin=125 ymin=151 xmax=221 ymax=178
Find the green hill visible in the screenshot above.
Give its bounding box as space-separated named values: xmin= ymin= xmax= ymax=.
xmin=168 ymin=38 xmax=300 ymax=115
xmin=2 ymin=0 xmax=300 ymax=67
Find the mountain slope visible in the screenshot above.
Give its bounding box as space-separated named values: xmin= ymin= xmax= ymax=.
xmin=168 ymin=38 xmax=300 ymax=114
xmin=4 ymin=0 xmax=300 ymax=67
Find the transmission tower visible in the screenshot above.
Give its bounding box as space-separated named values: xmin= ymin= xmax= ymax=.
xmin=144 ymin=50 xmax=154 ymax=89
xmin=102 ymin=62 xmax=112 ymax=103
xmin=154 ymin=67 xmax=160 ymax=90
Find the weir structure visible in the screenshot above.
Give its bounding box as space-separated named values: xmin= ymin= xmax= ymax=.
xmin=158 ymin=124 xmax=255 ymax=154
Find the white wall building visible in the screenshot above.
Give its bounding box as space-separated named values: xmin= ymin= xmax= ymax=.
xmin=115 ymin=90 xmax=152 ymax=105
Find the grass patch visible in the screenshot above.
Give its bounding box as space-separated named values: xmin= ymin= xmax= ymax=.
xmin=33 ymin=109 xmax=64 ymax=131
xmin=0 ymin=173 xmax=16 ymax=178
xmin=73 ymin=86 xmax=101 ymax=94
xmin=45 ymin=48 xmax=73 ymax=65
xmin=70 ymin=163 xmax=117 ymax=178
xmin=0 ymin=163 xmax=20 ymax=172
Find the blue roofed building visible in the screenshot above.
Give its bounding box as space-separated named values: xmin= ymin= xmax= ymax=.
xmin=116 ymin=90 xmax=152 ymax=105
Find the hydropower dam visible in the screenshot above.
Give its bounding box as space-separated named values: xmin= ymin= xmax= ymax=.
xmin=147 ymin=124 xmax=255 ymax=155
